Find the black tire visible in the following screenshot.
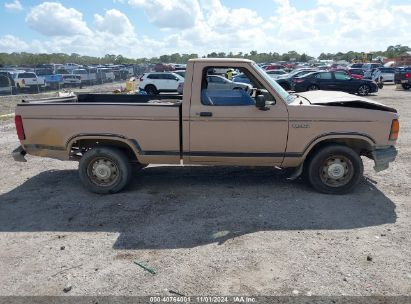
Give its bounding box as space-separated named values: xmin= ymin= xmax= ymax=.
xmin=306 ymin=145 xmax=363 ymax=194
xmin=308 ymin=84 xmax=319 ymax=91
xmin=145 ymin=84 xmax=158 ymax=95
xmin=357 ymin=84 xmax=370 ymax=96
xmin=402 ymin=84 xmax=411 ymax=90
xmin=79 ymin=147 xmax=132 ymax=194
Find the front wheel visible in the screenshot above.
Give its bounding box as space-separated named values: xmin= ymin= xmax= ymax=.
xmin=358 ymin=84 xmax=370 ymax=96
xmin=402 ymin=84 xmax=411 ymax=90
xmin=145 ymin=85 xmax=158 ymax=95
xmin=306 ymin=145 xmax=363 ymax=194
xmin=308 ymin=84 xmax=319 ymax=91
xmin=79 ymin=147 xmax=132 ymax=194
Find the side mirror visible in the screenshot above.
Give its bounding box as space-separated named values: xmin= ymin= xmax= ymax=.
xmin=255 ymin=94 xmax=268 ymax=110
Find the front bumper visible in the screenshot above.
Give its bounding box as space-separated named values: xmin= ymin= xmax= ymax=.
xmin=12 ymin=146 xmax=27 ymax=162
xmin=372 ymin=146 xmax=397 ymax=172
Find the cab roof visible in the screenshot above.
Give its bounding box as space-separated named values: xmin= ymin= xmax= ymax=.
xmin=188 ymin=58 xmax=255 ymax=64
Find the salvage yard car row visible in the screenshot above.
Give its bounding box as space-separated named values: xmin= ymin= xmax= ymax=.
xmin=0 ymin=64 xmax=135 ymax=94
xmin=140 ymin=63 xmax=406 ymax=97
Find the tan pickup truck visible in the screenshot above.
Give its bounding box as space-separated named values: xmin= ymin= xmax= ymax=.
xmin=12 ymin=58 xmax=399 ymax=194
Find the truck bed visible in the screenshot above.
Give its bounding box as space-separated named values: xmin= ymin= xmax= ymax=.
xmin=16 ymin=93 xmax=183 ymax=164
xmin=21 ymin=93 xmax=182 ymax=105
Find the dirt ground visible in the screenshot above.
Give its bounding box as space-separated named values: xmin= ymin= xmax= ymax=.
xmin=0 ymin=84 xmax=410 ymax=297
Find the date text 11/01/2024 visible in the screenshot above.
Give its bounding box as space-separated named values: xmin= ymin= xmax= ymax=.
xmin=149 ymin=296 xmax=257 ymax=303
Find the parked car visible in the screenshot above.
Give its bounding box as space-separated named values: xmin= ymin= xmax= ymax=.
xmin=0 ymin=75 xmax=13 ymax=95
xmin=96 ymin=68 xmax=107 ymax=84
xmin=72 ymin=69 xmax=96 ymax=85
xmin=266 ymin=69 xmax=288 ymax=79
xmin=100 ymin=68 xmax=115 ymax=82
xmin=62 ymin=74 xmax=82 ymax=87
xmin=12 ymin=58 xmax=398 ymax=195
xmin=349 ymin=63 xmax=364 ymax=69
xmin=139 ymin=72 xmax=184 ymax=94
xmin=348 ymin=68 xmax=365 ymax=76
xmin=292 ymin=71 xmax=378 ymax=96
xmin=173 ymin=70 xmax=186 ymax=78
xmin=362 ymin=63 xmax=383 ymax=71
xmin=154 ymin=63 xmax=174 ymax=72
xmin=264 ymin=64 xmax=286 ymax=71
xmin=178 ymin=74 xmax=253 ymax=94
xmin=206 ymin=75 xmax=252 ymax=91
xmin=86 ymin=68 xmax=98 ymax=83
xmin=394 ymin=66 xmax=411 ymax=90
xmin=35 ymin=68 xmax=64 ymax=89
xmin=0 ymin=71 xmax=17 ymax=94
xmin=379 ymin=67 xmax=395 ymax=83
xmin=63 ymin=63 xmax=82 ymax=71
xmin=330 ymin=68 xmax=363 ymax=80
xmin=232 ymin=73 xmax=251 ymax=84
xmin=12 ymin=72 xmax=45 ymax=92
xmin=275 ymin=69 xmax=318 ymax=90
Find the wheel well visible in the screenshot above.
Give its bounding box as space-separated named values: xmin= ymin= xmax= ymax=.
xmin=70 ymin=139 xmax=138 ymax=162
xmin=304 ymin=138 xmax=373 ymax=167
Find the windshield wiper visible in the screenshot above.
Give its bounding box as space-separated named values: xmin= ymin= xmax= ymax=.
xmin=292 ymin=93 xmax=311 ymax=104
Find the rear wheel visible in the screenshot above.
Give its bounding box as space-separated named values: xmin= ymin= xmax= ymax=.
xmin=358 ymin=84 xmax=370 ymax=96
xmin=79 ymin=147 xmax=132 ymax=194
xmin=308 ymin=84 xmax=319 ymax=91
xmin=145 ymin=85 xmax=158 ymax=95
xmin=306 ymin=145 xmax=363 ymax=194
xmin=402 ymin=84 xmax=411 ymax=90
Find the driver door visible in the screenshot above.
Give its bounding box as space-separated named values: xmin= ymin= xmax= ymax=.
xmin=188 ymin=62 xmax=289 ymax=166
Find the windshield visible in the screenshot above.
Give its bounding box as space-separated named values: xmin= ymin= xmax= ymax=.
xmin=252 ymin=62 xmax=295 ymax=104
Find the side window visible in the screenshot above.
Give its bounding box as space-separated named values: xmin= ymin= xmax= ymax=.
xmin=164 ymin=74 xmax=179 ymax=80
xmin=200 ymin=66 xmax=274 ymax=106
xmin=148 ymin=74 xmax=158 ymax=79
xmin=208 ymin=76 xmax=226 ymax=83
xmin=316 ymin=72 xmax=332 ymax=79
xmin=335 ymin=72 xmax=350 ymax=80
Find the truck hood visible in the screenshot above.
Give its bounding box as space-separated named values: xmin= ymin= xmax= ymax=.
xmin=294 ymin=90 xmax=397 ymax=113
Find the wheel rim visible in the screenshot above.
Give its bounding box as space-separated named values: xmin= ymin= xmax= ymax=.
xmin=358 ymin=85 xmax=369 ymax=95
xmin=308 ymin=85 xmax=318 ymax=91
xmin=87 ymin=157 xmax=120 ymax=187
xmin=146 ymin=86 xmax=155 ymax=94
xmin=319 ymin=155 xmax=354 ymax=188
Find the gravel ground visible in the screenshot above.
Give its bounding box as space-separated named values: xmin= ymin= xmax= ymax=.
xmin=0 ymin=84 xmax=410 ymax=296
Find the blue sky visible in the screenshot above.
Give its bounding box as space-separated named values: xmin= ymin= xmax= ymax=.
xmin=1 ymin=0 xmax=411 ymax=58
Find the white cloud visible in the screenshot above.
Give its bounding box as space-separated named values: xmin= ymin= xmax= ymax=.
xmin=0 ymin=35 xmax=28 ymax=51
xmin=2 ymin=0 xmax=411 ymax=58
xmin=25 ymin=2 xmax=92 ymax=37
xmin=4 ymin=0 xmax=23 ymax=11
xmin=128 ymin=0 xmax=202 ymax=29
xmin=94 ymin=9 xmax=134 ymax=36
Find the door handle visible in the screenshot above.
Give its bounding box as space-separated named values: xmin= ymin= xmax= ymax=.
xmin=199 ymin=112 xmax=213 ymax=117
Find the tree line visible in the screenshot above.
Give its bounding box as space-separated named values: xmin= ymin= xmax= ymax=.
xmin=0 ymin=45 xmax=409 ymax=66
